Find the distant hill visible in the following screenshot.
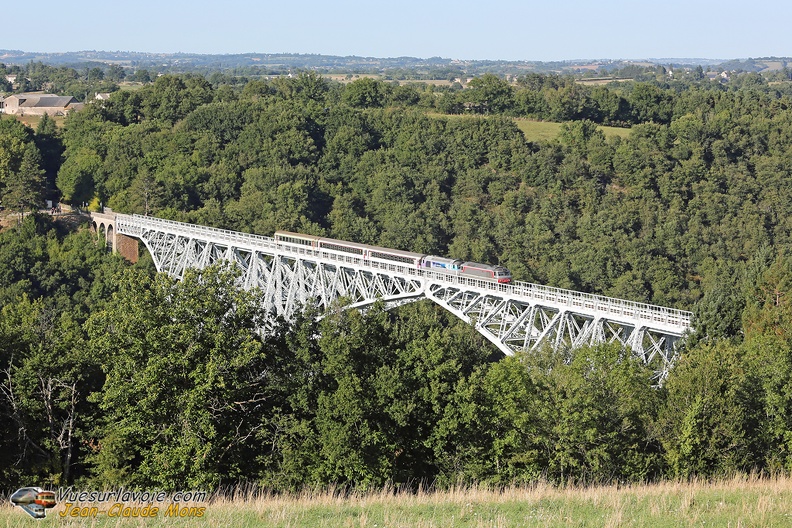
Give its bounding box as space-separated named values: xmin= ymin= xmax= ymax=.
xmin=0 ymin=50 xmax=788 ymax=77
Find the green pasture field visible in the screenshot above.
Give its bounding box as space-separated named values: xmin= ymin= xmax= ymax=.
xmin=575 ymin=78 xmax=633 ymax=86
xmin=514 ymin=118 xmax=632 ymax=142
xmin=1 ymin=112 xmax=65 ymax=129
xmin=427 ymin=113 xmax=630 ymax=142
xmin=117 ymin=82 xmax=148 ymax=91
xmin=513 ymin=119 xmax=565 ymax=142
xmin=3 ymin=475 xmax=792 ymax=527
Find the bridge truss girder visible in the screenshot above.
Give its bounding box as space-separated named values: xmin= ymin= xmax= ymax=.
xmin=139 ymin=230 xmax=424 ymax=321
xmin=136 ymin=227 xmax=681 ymax=380
xmin=425 ymin=283 xmax=677 ymax=381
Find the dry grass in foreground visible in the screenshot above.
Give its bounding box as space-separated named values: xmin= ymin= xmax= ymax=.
xmin=3 ymin=474 xmax=792 ymax=527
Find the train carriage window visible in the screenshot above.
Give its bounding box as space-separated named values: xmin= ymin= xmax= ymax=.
xmin=320 ymin=242 xmax=363 ymax=255
xmin=370 ymin=251 xmax=417 ymax=264
xmin=276 ymin=233 xmax=316 ymax=247
xmin=284 ymin=236 xmax=311 ymax=246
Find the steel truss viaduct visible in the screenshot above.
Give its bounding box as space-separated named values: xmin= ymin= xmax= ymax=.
xmin=107 ymin=213 xmax=692 ymax=380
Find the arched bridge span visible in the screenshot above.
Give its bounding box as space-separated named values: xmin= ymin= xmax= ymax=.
xmin=98 ymin=213 xmax=693 ymax=380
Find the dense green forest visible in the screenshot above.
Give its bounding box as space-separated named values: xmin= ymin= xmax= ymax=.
xmin=3 ymin=67 xmax=792 ymax=490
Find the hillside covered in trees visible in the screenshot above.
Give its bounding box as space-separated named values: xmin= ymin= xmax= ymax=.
xmin=2 ymin=67 xmax=792 ymax=490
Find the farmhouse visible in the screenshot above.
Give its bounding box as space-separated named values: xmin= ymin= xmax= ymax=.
xmin=1 ymin=93 xmax=83 ymax=116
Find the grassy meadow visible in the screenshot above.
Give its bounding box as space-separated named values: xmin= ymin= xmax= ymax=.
xmin=3 ymin=475 xmax=792 ymax=527
xmin=514 ymin=118 xmax=632 ymax=141
xmin=428 ymin=113 xmax=631 ymax=142
xmin=0 ymin=112 xmax=65 ymax=129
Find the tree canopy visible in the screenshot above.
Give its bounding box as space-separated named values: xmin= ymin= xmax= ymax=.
xmin=4 ymin=67 xmax=792 ymax=490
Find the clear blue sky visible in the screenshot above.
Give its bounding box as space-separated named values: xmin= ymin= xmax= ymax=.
xmin=4 ymin=0 xmax=790 ymax=61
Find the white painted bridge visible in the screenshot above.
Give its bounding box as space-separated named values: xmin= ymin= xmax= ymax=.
xmin=94 ymin=212 xmax=693 ymax=379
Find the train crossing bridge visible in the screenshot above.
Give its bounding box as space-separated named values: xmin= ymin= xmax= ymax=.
xmin=93 ymin=212 xmax=693 ymax=380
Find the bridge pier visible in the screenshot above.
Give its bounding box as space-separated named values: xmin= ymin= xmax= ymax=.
xmin=90 ymin=210 xmax=138 ymax=262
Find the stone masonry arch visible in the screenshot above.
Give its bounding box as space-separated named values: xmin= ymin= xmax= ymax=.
xmin=90 ymin=210 xmax=139 ymax=262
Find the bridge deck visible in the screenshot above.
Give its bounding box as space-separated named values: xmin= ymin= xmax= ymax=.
xmin=116 ymin=214 xmax=692 ymax=336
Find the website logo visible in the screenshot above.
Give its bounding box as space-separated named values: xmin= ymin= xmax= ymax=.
xmin=10 ymin=487 xmax=57 ymax=519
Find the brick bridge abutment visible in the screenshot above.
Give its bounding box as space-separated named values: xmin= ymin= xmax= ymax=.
xmin=90 ymin=210 xmax=139 ymax=263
